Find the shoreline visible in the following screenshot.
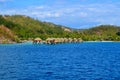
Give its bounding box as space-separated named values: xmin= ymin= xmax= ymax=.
xmin=84 ymin=41 xmax=115 ymax=42
xmin=1 ymin=40 xmax=120 ymax=45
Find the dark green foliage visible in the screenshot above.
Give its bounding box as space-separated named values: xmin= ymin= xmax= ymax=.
xmin=116 ymin=31 xmax=120 ymax=36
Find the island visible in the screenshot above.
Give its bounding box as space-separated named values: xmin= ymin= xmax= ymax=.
xmin=0 ymin=15 xmax=120 ymax=44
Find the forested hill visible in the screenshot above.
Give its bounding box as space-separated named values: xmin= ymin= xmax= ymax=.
xmin=81 ymin=25 xmax=120 ymax=41
xmin=0 ymin=15 xmax=120 ymax=43
xmin=0 ymin=15 xmax=73 ymax=40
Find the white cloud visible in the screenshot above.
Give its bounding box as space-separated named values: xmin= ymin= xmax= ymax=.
xmin=31 ymin=12 xmax=61 ymax=18
xmin=1 ymin=2 xmax=120 ymax=28
xmin=29 ymin=6 xmax=47 ymax=10
xmin=1 ymin=3 xmax=120 ymax=18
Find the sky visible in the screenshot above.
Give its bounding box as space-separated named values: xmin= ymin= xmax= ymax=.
xmin=0 ymin=0 xmax=120 ymax=29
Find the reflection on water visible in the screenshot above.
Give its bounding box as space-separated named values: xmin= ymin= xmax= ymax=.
xmin=0 ymin=42 xmax=120 ymax=80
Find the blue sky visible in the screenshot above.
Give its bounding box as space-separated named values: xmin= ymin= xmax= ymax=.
xmin=0 ymin=0 xmax=120 ymax=29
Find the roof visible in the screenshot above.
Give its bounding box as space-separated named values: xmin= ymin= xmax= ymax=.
xmin=34 ymin=38 xmax=42 ymax=41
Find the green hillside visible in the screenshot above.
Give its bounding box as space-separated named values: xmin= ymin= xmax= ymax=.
xmin=2 ymin=15 xmax=74 ymax=40
xmin=0 ymin=15 xmax=120 ymax=43
xmin=81 ymin=25 xmax=120 ymax=41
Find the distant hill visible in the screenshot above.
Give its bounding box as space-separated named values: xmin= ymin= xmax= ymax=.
xmin=0 ymin=15 xmax=120 ymax=43
xmin=0 ymin=15 xmax=73 ymax=40
xmin=81 ymin=25 xmax=120 ymax=41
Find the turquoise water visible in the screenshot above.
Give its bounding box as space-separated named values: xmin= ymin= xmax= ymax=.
xmin=0 ymin=42 xmax=120 ymax=80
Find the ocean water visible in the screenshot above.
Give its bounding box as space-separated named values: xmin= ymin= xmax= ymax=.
xmin=0 ymin=42 xmax=120 ymax=80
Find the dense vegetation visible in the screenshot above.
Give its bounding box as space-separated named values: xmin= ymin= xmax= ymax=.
xmin=80 ymin=25 xmax=120 ymax=41
xmin=0 ymin=15 xmax=120 ymax=43
xmin=0 ymin=15 xmax=77 ymax=40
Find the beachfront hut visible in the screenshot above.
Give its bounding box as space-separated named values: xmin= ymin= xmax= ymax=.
xmin=33 ymin=38 xmax=42 ymax=43
xmin=60 ymin=38 xmax=65 ymax=43
xmin=73 ymin=38 xmax=77 ymax=42
xmin=46 ymin=38 xmax=55 ymax=44
xmin=77 ymin=38 xmax=83 ymax=42
xmin=64 ymin=38 xmax=68 ymax=43
xmin=54 ymin=38 xmax=60 ymax=43
xmin=46 ymin=38 xmax=51 ymax=44
xmin=68 ymin=38 xmax=73 ymax=43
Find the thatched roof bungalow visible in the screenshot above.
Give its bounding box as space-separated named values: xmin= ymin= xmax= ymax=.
xmin=33 ymin=37 xmax=42 ymax=43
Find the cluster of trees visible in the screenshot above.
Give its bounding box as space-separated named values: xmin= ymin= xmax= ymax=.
xmin=79 ymin=25 xmax=120 ymax=41
xmin=0 ymin=15 xmax=120 ymax=42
